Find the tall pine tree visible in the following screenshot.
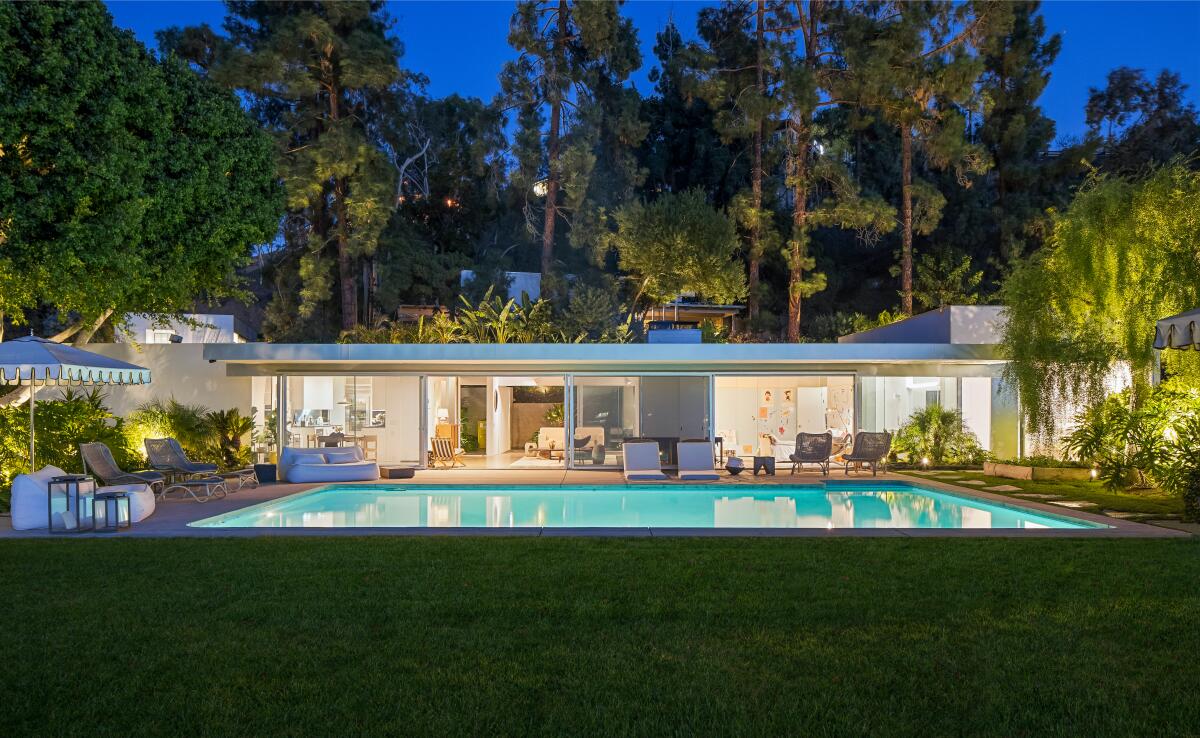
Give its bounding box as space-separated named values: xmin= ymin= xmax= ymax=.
xmin=500 ymin=1 xmax=641 ymax=292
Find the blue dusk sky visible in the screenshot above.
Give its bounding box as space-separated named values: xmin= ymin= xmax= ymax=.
xmin=105 ymin=0 xmax=1200 ymax=144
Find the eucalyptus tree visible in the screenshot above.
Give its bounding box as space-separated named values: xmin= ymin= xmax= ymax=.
xmin=0 ymin=1 xmax=280 ymax=344
xmin=500 ymin=0 xmax=641 ymax=290
xmin=840 ymin=1 xmax=1001 ymax=315
xmin=764 ymin=0 xmax=895 ymax=341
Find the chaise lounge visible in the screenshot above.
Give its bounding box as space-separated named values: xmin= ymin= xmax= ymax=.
xmin=279 ymin=446 xmax=380 ymax=483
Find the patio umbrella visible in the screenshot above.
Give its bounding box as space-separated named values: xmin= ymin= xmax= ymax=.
xmin=0 ymin=334 xmax=151 ymax=472
xmin=1153 ymin=308 xmax=1200 ymax=350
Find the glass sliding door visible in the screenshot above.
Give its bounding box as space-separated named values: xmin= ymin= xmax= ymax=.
xmin=570 ymin=375 xmax=711 ymax=469
xmin=571 ymin=377 xmax=640 ymax=468
xmin=714 ymin=375 xmax=855 ymax=462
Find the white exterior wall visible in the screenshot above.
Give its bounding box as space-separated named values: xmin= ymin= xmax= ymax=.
xmin=87 ymin=344 xmax=253 ymax=417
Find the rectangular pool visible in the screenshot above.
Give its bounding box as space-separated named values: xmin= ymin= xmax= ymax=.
xmin=190 ymin=483 xmax=1105 ymax=530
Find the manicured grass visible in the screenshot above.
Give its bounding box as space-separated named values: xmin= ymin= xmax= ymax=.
xmin=908 ymin=471 xmax=1184 ymax=517
xmin=2 ymin=537 xmax=1198 ymax=736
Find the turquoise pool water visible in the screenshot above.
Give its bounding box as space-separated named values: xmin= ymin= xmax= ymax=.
xmin=190 ymin=483 xmax=1103 ymax=529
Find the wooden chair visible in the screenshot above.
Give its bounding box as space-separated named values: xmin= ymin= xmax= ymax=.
xmin=356 ymin=434 xmax=378 ymax=461
xmin=429 ymin=437 xmax=465 ymax=469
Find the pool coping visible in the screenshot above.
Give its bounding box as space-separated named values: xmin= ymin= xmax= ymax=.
xmin=185 ymin=479 xmax=1115 ymax=532
xmin=1 ymin=470 xmax=1187 ymax=539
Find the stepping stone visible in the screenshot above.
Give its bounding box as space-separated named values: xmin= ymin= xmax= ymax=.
xmin=1048 ymin=500 xmax=1099 ymax=509
xmin=1102 ymin=510 xmax=1138 ymax=519
xmin=1012 ymin=492 xmax=1062 ymax=499
xmin=957 ymin=480 xmax=987 ymax=486
xmin=985 ymin=485 xmax=1025 ymax=493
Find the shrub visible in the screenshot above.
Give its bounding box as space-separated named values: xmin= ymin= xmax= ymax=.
xmin=0 ymin=389 xmax=138 ymax=512
xmin=127 ymin=399 xmax=254 ymax=471
xmin=1064 ymin=384 xmax=1200 ymax=519
xmin=891 ymin=405 xmax=984 ymax=467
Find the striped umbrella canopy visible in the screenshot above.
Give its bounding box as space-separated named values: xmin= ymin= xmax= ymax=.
xmin=1154 ymin=308 xmax=1200 ymax=350
xmin=0 ymin=335 xmax=151 ymax=472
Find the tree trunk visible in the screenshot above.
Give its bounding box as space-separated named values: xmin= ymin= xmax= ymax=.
xmin=900 ymin=123 xmax=914 ymax=315
xmin=71 ymin=308 xmax=114 ymax=346
xmin=787 ymin=115 xmax=809 ymax=343
xmin=746 ymin=0 xmax=766 ymax=325
xmin=334 ymin=177 xmax=358 ymax=332
xmin=540 ymin=0 xmax=569 ymax=283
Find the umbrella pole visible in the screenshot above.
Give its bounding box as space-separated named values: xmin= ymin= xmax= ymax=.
xmin=29 ymin=383 xmax=36 ymax=473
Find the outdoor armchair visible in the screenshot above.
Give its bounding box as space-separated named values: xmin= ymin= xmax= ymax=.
xmin=790 ymin=432 xmax=833 ymax=476
xmin=842 ymin=432 xmax=892 ymax=476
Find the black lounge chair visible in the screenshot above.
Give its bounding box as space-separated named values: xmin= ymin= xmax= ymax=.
xmin=843 ymin=432 xmax=892 ymax=476
xmin=790 ymin=432 xmax=833 ymax=475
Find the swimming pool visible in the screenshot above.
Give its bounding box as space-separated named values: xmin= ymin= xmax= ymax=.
xmin=190 ymin=483 xmax=1104 ymax=530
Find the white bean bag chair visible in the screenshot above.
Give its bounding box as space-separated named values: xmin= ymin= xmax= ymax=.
xmin=279 ymin=446 xmax=379 ymax=484
xmin=97 ymin=483 xmax=155 ymax=525
xmin=11 ymin=466 xmax=156 ymax=530
xmin=11 ymin=465 xmax=67 ymax=531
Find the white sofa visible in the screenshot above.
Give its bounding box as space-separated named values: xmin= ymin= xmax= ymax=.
xmin=537 ymin=427 xmax=566 ymax=458
xmin=279 ymin=446 xmax=379 ymax=484
xmin=10 ymin=465 xmax=155 ymax=531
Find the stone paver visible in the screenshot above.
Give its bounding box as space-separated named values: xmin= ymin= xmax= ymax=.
xmin=1048 ymin=500 xmax=1099 ymax=509
xmin=957 ymin=480 xmax=986 ymax=486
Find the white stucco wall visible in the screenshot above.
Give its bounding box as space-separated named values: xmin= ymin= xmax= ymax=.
xmin=86 ymin=344 xmax=252 ymax=418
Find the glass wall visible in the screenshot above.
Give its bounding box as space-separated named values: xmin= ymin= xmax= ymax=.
xmin=571 ymin=376 xmax=709 ymax=468
xmin=250 ymin=376 xmax=278 ymax=463
xmin=714 ymin=376 xmax=854 ymax=462
xmin=858 ymin=375 xmax=1003 ymax=452
xmin=573 ymin=377 xmax=640 ymax=467
xmin=284 ymin=375 xmax=421 ymax=465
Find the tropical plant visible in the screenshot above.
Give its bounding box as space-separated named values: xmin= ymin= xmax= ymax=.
xmin=127 ymin=399 xmax=254 ymax=470
xmin=1064 ymin=384 xmax=1200 ymax=511
xmin=891 ymin=405 xmax=984 ymax=466
xmin=0 ymin=390 xmax=138 ymax=511
xmin=202 ymin=408 xmax=254 ymax=470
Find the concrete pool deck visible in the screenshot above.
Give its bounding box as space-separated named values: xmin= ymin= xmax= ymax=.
xmin=1 ymin=467 xmax=1187 ymax=539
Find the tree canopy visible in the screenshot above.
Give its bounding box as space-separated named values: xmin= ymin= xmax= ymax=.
xmin=0 ymin=1 xmax=281 ymax=341
xmin=609 ymin=189 xmax=746 ymax=308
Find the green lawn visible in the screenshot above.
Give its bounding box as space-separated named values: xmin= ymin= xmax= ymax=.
xmin=905 ymin=471 xmax=1184 ymax=517
xmin=2 ymin=537 xmax=1198 ymax=736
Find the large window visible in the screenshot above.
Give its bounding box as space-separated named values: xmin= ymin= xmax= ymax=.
xmin=858 ymin=376 xmax=959 ymax=433
xmin=571 ymin=376 xmax=709 ymax=468
xmin=714 ymin=376 xmax=854 ymax=461
xmin=284 ymin=375 xmax=421 ymax=464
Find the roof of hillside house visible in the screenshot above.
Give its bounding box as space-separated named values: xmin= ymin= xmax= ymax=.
xmin=837 ymin=306 xmax=1005 ymax=345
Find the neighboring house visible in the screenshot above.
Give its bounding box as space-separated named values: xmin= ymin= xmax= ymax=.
xmin=120 ymin=313 xmax=255 ymax=344
xmin=460 ymin=270 xmax=545 ymax=301
xmin=91 ymin=304 xmax=1025 ymax=471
